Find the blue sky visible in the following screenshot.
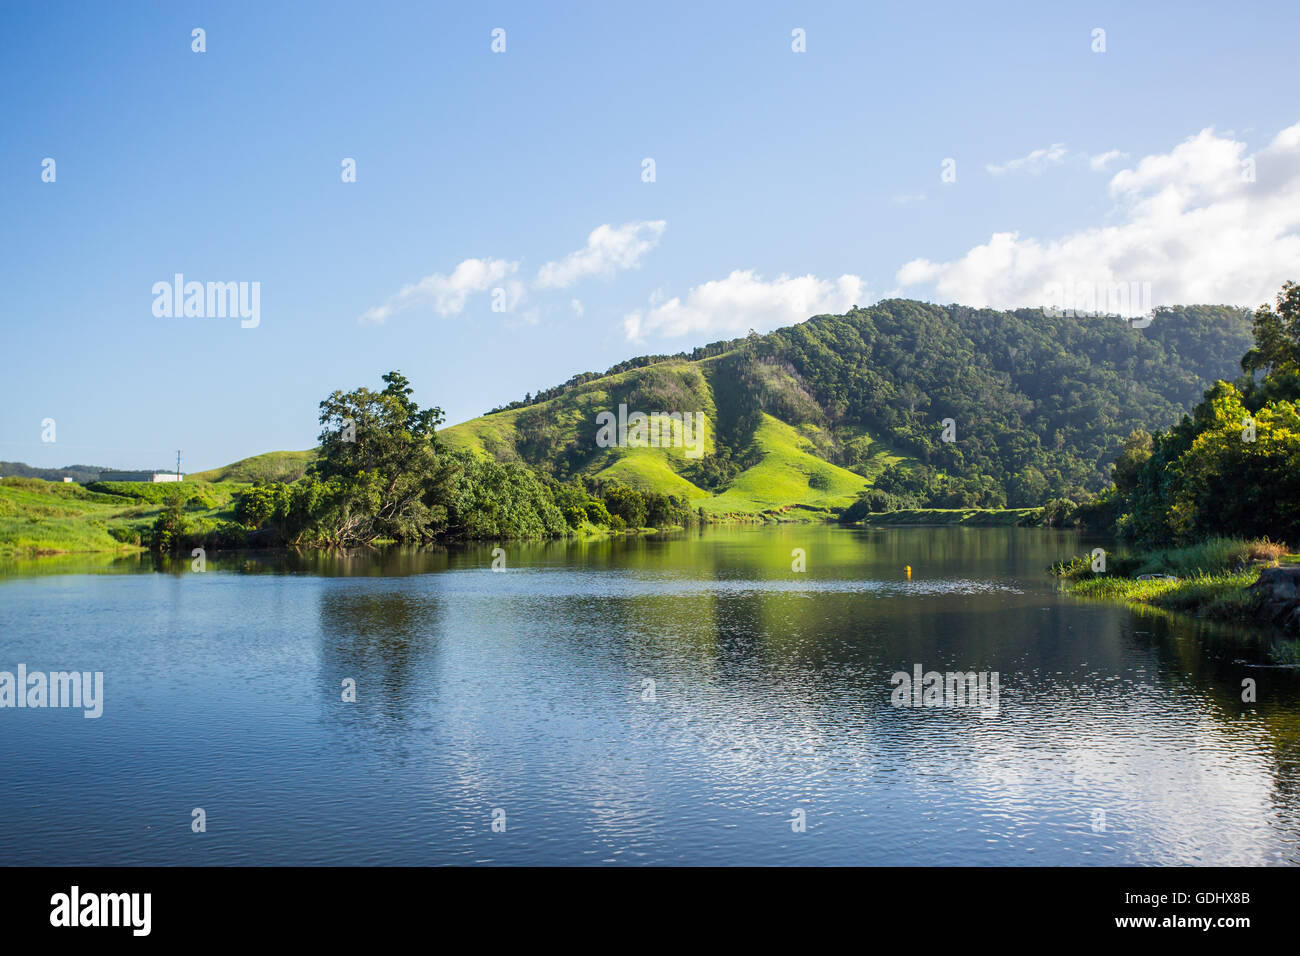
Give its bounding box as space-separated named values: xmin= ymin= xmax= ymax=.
xmin=4 ymin=0 xmax=1299 ymax=470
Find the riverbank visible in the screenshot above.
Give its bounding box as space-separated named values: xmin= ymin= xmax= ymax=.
xmin=2 ymin=473 xmax=1060 ymax=558
xmin=0 ymin=477 xmax=216 ymax=555
xmin=1054 ymin=537 xmax=1300 ymax=634
xmin=850 ymin=507 xmax=1044 ymax=527
xmin=0 ymin=476 xmax=692 ymax=557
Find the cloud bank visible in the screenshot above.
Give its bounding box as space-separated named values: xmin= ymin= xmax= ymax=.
xmin=623 ymin=270 xmax=865 ymax=341
xmin=898 ymin=122 xmax=1300 ymax=314
xmin=360 ymin=220 xmax=666 ymax=322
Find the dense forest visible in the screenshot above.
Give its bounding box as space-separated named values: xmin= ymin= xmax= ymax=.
xmin=445 ymin=298 xmax=1253 ymax=512
xmin=139 ymin=296 xmax=1266 ymax=549
xmin=1083 ymin=281 xmax=1300 ymax=547
xmin=734 ymin=300 xmax=1252 ymax=506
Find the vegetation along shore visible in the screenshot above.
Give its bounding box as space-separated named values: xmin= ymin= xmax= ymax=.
xmin=6 ymin=282 xmax=1300 ymax=639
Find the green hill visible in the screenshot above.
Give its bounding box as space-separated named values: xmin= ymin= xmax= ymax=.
xmin=0 ymin=477 xmax=241 ymax=555
xmin=438 ymin=298 xmax=1252 ymax=514
xmin=183 ymin=298 xmax=1252 ymax=520
xmin=1 ymin=298 xmax=1257 ymax=552
xmin=189 ymin=449 xmax=316 ymax=484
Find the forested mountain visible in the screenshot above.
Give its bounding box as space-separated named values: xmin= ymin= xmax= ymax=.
xmin=442 ymin=299 xmax=1253 ymax=512
xmin=1099 ymin=281 xmax=1300 ymax=546
xmin=0 ymin=462 xmax=108 ymax=483
xmin=13 ymin=297 xmax=1255 ymax=553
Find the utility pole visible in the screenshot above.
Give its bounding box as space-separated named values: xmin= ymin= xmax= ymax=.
xmin=177 ymin=450 xmax=182 ymax=479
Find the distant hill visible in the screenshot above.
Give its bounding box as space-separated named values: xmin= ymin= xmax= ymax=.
xmin=0 ymin=462 xmax=110 ymax=483
xmin=191 ymin=298 xmax=1254 ymax=515
xmin=188 ymin=449 xmax=316 ymax=484
xmin=441 ymin=299 xmax=1253 ymax=512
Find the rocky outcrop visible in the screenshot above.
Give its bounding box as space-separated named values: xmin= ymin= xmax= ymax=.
xmin=1248 ymin=567 xmax=1300 ymax=631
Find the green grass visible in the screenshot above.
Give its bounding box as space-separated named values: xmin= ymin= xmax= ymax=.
xmin=0 ymin=476 xmax=241 ymax=555
xmin=1054 ymin=537 xmax=1292 ymax=628
xmin=440 ymin=369 xmax=880 ymax=518
xmin=590 ymin=447 xmax=711 ymax=499
xmin=440 ymin=409 xmax=529 ymax=461
xmin=1068 ymin=571 xmax=1264 ymax=622
xmin=1054 ymin=537 xmax=1287 ymax=581
xmin=188 ymin=449 xmax=316 ymax=483
xmin=854 ymin=507 xmax=1043 ymax=527
xmin=85 ymin=480 xmax=236 ymax=506
xmin=0 ymin=478 xmax=137 ymax=553
xmin=437 ymin=353 xmax=920 ymax=519
xmin=701 ymin=415 xmax=867 ymax=517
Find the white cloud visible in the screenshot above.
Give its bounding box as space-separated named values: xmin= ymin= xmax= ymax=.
xmin=360 ymin=257 xmax=517 ymax=323
xmin=535 ymin=220 xmax=666 ymax=289
xmin=623 ymin=270 xmax=865 ymax=341
xmin=891 ymin=192 xmax=927 ymax=204
xmin=1089 ymin=149 xmax=1128 ymax=172
xmin=895 ymin=258 xmax=941 ymax=286
xmin=896 ymin=122 xmax=1300 ymax=315
xmin=360 ymin=219 xmax=666 ymax=323
xmin=570 ymin=299 xmax=584 ymax=317
xmin=986 ymin=143 xmax=1067 ymax=175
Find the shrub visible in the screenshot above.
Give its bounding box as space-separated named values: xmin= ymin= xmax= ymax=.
xmin=1042 ymin=498 xmax=1077 ymax=528
xmin=583 ymin=499 xmax=612 ymax=526
xmin=840 ymin=489 xmax=900 ymax=523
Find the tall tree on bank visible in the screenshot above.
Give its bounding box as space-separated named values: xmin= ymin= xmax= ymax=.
xmin=1112 ymin=282 xmax=1300 ymax=546
xmin=311 ymin=371 xmax=451 ymax=544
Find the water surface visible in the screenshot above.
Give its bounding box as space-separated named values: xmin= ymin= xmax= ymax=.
xmin=2 ymin=526 xmax=1298 ymax=865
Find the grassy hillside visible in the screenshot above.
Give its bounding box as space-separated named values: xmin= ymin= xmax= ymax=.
xmin=438 ymin=298 xmax=1251 ymax=516
xmin=0 ymin=477 xmax=242 ymax=555
xmin=140 ymin=297 xmax=1253 ymax=524
xmin=701 ymin=416 xmax=866 ymax=515
xmin=440 ymin=357 xmax=892 ymax=517
xmin=189 ymin=449 xmax=315 ymax=483
xmin=0 ymin=479 xmax=137 ymax=553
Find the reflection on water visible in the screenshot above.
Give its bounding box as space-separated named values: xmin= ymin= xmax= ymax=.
xmin=1 ymin=526 xmax=1298 ymax=865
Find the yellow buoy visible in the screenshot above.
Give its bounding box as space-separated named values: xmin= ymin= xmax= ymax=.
xmin=904 ymin=565 xmax=912 ymax=578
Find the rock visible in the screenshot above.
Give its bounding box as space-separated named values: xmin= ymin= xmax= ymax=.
xmin=1249 ymin=566 xmax=1300 ymax=601
xmin=1248 ymin=567 xmax=1300 ymax=630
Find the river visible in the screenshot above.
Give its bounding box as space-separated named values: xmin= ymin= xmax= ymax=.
xmin=1 ymin=525 xmax=1297 ymax=865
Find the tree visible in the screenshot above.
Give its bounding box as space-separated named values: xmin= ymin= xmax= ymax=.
xmin=1110 ymin=282 xmax=1300 ymax=546
xmin=151 ymin=488 xmax=189 ymax=550
xmin=310 ymin=371 xmax=450 ymax=544
xmin=234 ymin=484 xmax=281 ymax=529
xmin=602 ymin=484 xmax=648 ymax=529
xmin=1110 ymin=429 xmax=1152 ymax=498
xmin=1242 ymin=281 xmax=1300 ymax=378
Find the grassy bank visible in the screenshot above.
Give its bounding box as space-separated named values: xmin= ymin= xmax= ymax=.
xmin=1067 ymin=571 xmax=1264 ymax=621
xmin=852 ymin=507 xmax=1044 ymax=527
xmin=1054 ymin=537 xmax=1291 ymax=627
xmin=0 ymin=477 xmax=242 ymax=555
xmin=0 ymin=476 xmax=689 ymax=557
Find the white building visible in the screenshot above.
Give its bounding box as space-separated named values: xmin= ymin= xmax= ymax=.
xmin=96 ymin=470 xmax=185 ymax=483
